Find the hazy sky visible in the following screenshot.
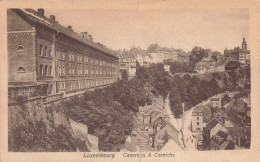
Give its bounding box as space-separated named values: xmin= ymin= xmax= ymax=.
xmin=45 ymin=8 xmax=249 ymax=52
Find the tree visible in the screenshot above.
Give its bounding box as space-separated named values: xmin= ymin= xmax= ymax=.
xmin=221 ymin=94 xmax=231 ymax=106
xmin=225 ymin=61 xmax=240 ymax=71
xmin=120 ymin=69 xmax=128 ymax=81
xmin=169 ymin=86 xmax=183 ymax=118
xmin=189 ymin=46 xmax=204 ymax=64
xmin=136 ymin=66 xmax=150 ymax=82
xmin=212 ymin=55 xmax=218 ymax=62
xmin=147 ymin=43 xmax=160 ymax=52
xmin=148 ymin=63 xmax=170 ymax=100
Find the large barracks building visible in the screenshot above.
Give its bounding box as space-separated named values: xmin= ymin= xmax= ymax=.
xmin=8 ymin=9 xmax=119 ymax=96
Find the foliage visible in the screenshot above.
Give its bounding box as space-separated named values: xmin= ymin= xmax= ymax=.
xmin=120 ymin=69 xmax=128 ymax=81
xmin=148 ymin=63 xmax=171 ymax=99
xmin=169 ymin=61 xmax=195 ymax=74
xmin=225 ymin=61 xmax=240 ymax=71
xmin=189 ymin=46 xmax=205 ymax=64
xmin=221 ymin=94 xmax=232 ymax=106
xmin=65 ymin=71 xmax=153 ymax=151
xmin=9 ymin=120 xmax=88 ymax=152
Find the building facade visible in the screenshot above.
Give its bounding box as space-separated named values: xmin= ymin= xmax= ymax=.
xmin=118 ymin=51 xmax=136 ymax=79
xmin=8 ymin=9 xmax=119 ymax=96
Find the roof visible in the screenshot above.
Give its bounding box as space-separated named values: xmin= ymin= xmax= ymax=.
xmin=160 ymin=139 xmax=183 ymax=151
xmin=206 ymin=118 xmax=223 ymax=130
xmin=192 ymin=105 xmax=211 ymax=122
xmin=118 ymin=51 xmax=135 ymax=59
xmin=224 ymin=141 xmax=236 ymax=150
xmin=210 ymin=97 xmax=221 ymax=101
xmin=226 ymin=127 xmax=248 ymax=139
xmin=14 ymin=9 xmax=118 ymax=58
xmin=162 ymin=118 xmax=179 ymax=133
xmin=212 ymin=130 xmax=229 ymax=145
xmin=133 ymin=128 xmax=151 ymax=142
xmin=122 ymin=141 xmax=137 ymax=152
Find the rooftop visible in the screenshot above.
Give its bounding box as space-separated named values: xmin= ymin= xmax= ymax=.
xmin=14 ymin=9 xmax=118 ymax=58
xmin=206 ymin=118 xmax=223 ymax=130
xmin=210 ymin=97 xmax=221 ymax=101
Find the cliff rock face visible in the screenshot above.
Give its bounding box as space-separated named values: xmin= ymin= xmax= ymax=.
xmin=8 ymin=95 xmax=89 ymax=152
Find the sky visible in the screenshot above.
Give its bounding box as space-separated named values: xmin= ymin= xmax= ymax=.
xmin=45 ymin=8 xmax=249 ymax=53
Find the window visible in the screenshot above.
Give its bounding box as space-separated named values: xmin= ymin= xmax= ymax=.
xmin=17 ymin=67 xmax=25 ymax=73
xmin=62 ymin=66 xmax=65 ymax=75
xmin=39 ymin=45 xmax=43 ymax=55
xmin=44 ymin=46 xmax=47 ymax=56
xmin=49 ymin=65 xmax=52 ymax=76
xmin=69 ymin=52 xmax=71 ymax=61
xmin=72 ymin=67 xmax=74 ymax=76
xmin=17 ymin=45 xmax=24 ymax=51
xmin=72 ymin=53 xmax=74 ymax=61
xmin=50 ymin=47 xmax=52 ymax=57
xmin=44 ymin=65 xmax=48 ymax=76
xmin=197 ymin=117 xmax=199 ymax=120
xmin=40 ymin=64 xmax=44 ymax=76
xmin=197 ymin=122 xmax=199 ymax=125
xmin=58 ymin=66 xmax=61 ymax=76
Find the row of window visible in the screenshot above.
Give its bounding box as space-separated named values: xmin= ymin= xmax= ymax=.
xmin=56 ymin=50 xmax=117 ymax=68
xmin=39 ymin=64 xmax=52 ymax=76
xmin=59 ymin=63 xmax=116 ymax=77
xmin=17 ymin=45 xmax=117 ymax=69
xmin=39 ymin=44 xmax=49 ymax=57
xmin=58 ymin=78 xmax=117 ymax=92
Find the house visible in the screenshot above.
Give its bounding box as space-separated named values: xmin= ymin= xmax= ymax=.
xmin=130 ymin=127 xmax=155 ymax=152
xmin=191 ymin=105 xmax=211 ymax=132
xmin=210 ymin=130 xmax=236 ymax=150
xmin=228 ymin=98 xmax=246 ymax=113
xmin=8 ymin=9 xmax=118 ymax=95
xmin=195 ymin=61 xmax=216 ymax=74
xmin=210 ymin=97 xmax=222 ymax=108
xmin=204 ymin=118 xmax=227 ymax=146
xmin=150 ymin=111 xmax=169 ymax=124
xmin=153 ymin=118 xmax=181 ymax=150
xmin=203 ymin=49 xmax=213 ymax=61
xmin=160 ymin=138 xmax=183 ymax=151
xmin=228 ymin=91 xmax=240 ymax=98
xmin=120 ymin=141 xmax=138 ymax=152
xmin=227 ymin=127 xmax=251 ymax=148
xmin=118 ymin=51 xmax=136 ymax=79
xmin=213 ymin=109 xmax=233 ymax=127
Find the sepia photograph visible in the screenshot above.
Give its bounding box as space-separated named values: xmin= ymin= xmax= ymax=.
xmin=1 ymin=0 xmax=260 ymax=161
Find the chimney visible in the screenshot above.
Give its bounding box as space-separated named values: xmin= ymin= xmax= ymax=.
xmin=50 ymin=15 xmax=55 ymax=22
xmin=68 ymin=25 xmax=72 ymax=31
xmin=82 ymin=32 xmax=88 ymax=39
xmin=80 ymin=32 xmax=84 ymax=37
xmin=88 ymin=35 xmax=93 ymax=41
xmin=38 ymin=8 xmax=44 ymax=17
